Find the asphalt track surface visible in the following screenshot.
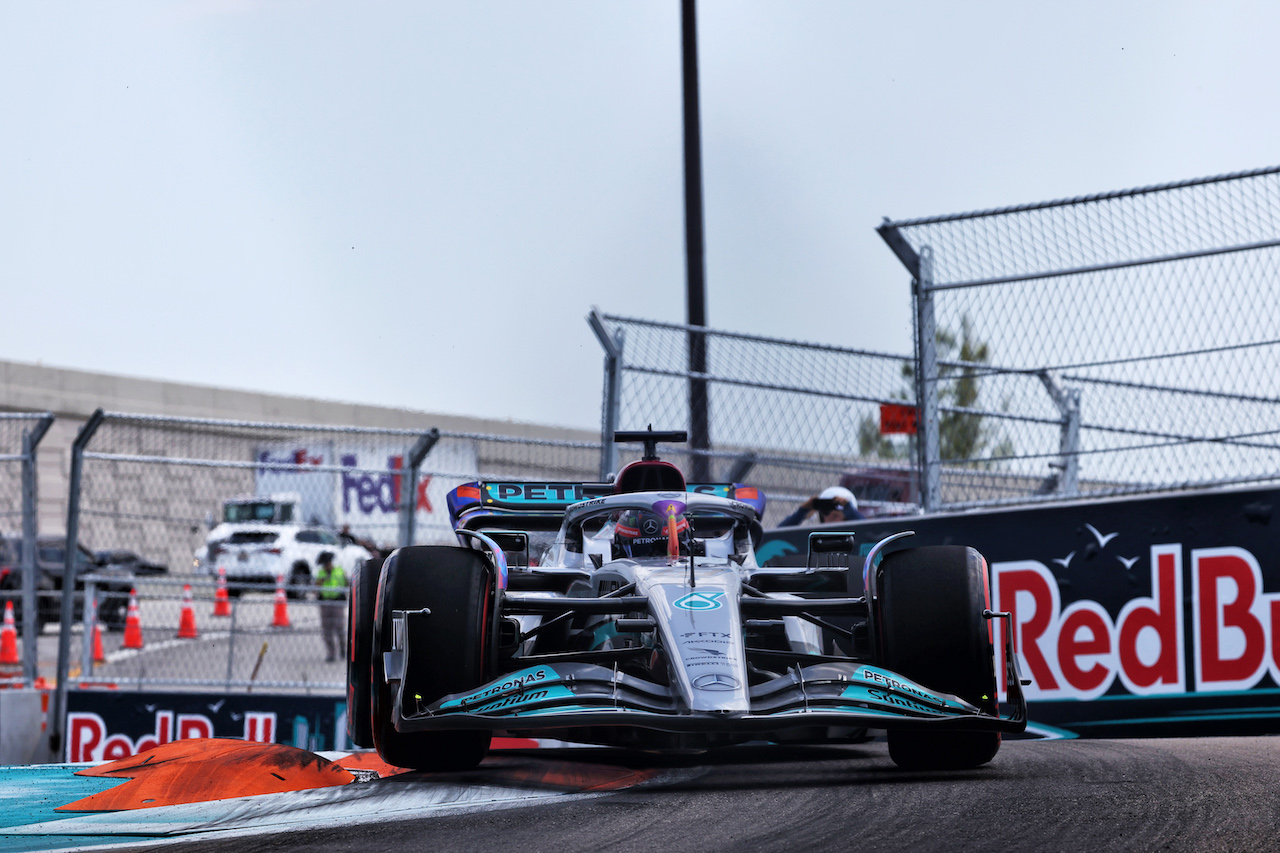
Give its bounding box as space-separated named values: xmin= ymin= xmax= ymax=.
xmin=143 ymin=736 xmax=1279 ymax=853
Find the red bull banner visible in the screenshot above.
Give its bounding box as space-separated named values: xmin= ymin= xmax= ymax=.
xmin=759 ymin=485 xmax=1280 ymax=737
xmin=64 ymin=691 xmax=347 ymax=763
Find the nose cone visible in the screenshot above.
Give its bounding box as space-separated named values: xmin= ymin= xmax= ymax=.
xmin=639 ymin=566 xmax=750 ymax=714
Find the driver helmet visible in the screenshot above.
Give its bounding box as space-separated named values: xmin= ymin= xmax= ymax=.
xmin=613 ymin=508 xmax=690 ymax=559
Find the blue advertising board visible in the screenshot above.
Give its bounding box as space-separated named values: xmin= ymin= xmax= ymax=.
xmin=760 ymin=484 xmax=1280 ymax=737
xmin=63 ymin=690 xmax=347 ymax=763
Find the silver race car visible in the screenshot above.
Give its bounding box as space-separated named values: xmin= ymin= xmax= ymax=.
xmin=347 ymin=430 xmax=1026 ymax=771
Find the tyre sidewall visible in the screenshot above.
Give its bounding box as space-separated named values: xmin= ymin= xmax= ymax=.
xmin=346 ymin=554 xmax=383 ymax=748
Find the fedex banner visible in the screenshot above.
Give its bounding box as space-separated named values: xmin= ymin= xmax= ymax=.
xmin=759 ymin=485 xmax=1280 ymax=737
xmin=254 ymin=439 xmax=478 ymax=543
xmin=64 ymin=691 xmax=347 ymax=763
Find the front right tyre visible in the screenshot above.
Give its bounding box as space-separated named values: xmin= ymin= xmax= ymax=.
xmin=346 ymin=555 xmax=383 ymax=748
xmin=877 ymin=545 xmax=1002 ymax=771
xmin=371 ymin=546 xmax=493 ymax=771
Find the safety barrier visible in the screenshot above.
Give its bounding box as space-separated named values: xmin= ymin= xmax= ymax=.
xmin=759 ymin=482 xmax=1280 ymax=738
xmin=65 ymin=412 xmax=600 ymax=576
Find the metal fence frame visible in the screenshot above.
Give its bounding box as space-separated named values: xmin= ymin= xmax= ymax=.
xmin=592 ymin=166 xmax=1280 ymax=519
xmin=878 ymin=164 xmax=1280 ymax=512
xmin=589 ymin=308 xmax=918 ymax=524
xmin=0 ymin=412 xmax=54 ymax=688
xmin=50 ymin=410 xmax=448 ymax=744
xmin=45 ymin=409 xmax=604 ymax=754
xmin=76 ymin=575 xmax=345 ymax=693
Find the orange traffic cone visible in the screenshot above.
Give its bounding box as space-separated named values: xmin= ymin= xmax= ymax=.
xmin=92 ymin=620 xmax=106 ymax=664
xmin=271 ymin=575 xmax=291 ymax=628
xmin=212 ymin=567 xmax=231 ymax=617
xmin=89 ymin=596 xmax=106 ymax=665
xmin=0 ymin=601 xmax=19 ymax=665
xmin=123 ymin=589 xmax=144 ymax=650
xmin=176 ymin=584 xmax=199 ymax=639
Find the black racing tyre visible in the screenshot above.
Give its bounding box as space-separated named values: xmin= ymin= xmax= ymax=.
xmin=286 ymin=562 xmax=311 ymax=600
xmin=98 ymin=590 xmax=129 ymax=632
xmin=371 ymin=546 xmax=493 ymax=771
xmin=878 ymin=545 xmax=1001 ymax=771
xmin=346 ymin=555 xmax=383 ymax=748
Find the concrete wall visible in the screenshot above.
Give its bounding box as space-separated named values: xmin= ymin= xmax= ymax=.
xmin=0 ymin=691 xmax=51 ymax=764
xmin=0 ymin=359 xmax=597 ymax=536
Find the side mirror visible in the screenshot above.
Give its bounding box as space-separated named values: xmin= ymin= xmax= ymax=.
xmin=807 ymin=532 xmax=855 ymax=570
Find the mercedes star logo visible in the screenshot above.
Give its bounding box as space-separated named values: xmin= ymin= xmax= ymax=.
xmin=693 ymin=672 xmax=740 ymax=691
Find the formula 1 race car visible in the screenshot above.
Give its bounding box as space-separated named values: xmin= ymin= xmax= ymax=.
xmin=347 ymin=430 xmax=1027 ymax=771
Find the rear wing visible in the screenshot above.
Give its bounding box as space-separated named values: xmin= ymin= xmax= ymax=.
xmin=448 ymin=481 xmax=766 ymax=528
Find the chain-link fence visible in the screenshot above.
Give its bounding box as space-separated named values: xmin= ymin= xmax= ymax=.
xmin=878 ymin=164 xmax=1280 ymax=509
xmin=0 ymin=413 xmax=54 ymax=688
xmin=74 ymin=576 xmax=347 ymax=693
xmin=590 ymin=310 xmax=917 ymax=527
xmin=42 ymin=411 xmax=602 ymax=711
xmin=68 ymin=413 xmax=602 ymax=573
xmin=71 ymin=413 xmax=441 ymax=576
xmin=592 ymin=166 xmax=1280 ymax=518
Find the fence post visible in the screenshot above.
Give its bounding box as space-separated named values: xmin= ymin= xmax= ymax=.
xmin=19 ymin=413 xmax=53 ymax=687
xmin=399 ymin=428 xmax=440 ymax=547
xmin=1038 ymin=372 xmax=1081 ymax=496
xmin=80 ymin=581 xmax=96 ymax=678
xmin=588 ymin=309 xmax=625 ymax=480
xmin=1059 ymin=389 xmax=1081 ymax=495
xmin=50 ymin=407 xmax=105 ymax=758
xmin=914 ymin=247 xmax=941 ymax=511
xmin=225 ymin=596 xmax=238 ymax=689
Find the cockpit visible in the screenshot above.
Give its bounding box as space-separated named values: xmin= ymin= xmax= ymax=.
xmin=547 ymin=494 xmax=762 ymax=570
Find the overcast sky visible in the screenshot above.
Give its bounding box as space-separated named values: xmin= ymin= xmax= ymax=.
xmin=4 ymin=1 xmax=1279 ymax=430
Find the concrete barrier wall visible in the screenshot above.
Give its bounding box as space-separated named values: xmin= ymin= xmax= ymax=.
xmin=0 ymin=690 xmax=51 ymax=764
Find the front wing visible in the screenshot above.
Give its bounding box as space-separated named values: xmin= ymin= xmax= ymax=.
xmin=389 ymin=652 xmax=1028 ymax=737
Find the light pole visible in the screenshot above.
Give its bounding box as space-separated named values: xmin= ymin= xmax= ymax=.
xmin=681 ymin=0 xmax=710 ymax=482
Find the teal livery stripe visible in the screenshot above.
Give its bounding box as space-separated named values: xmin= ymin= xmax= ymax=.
xmin=838 ymin=685 xmax=959 ymax=716
xmin=477 ymin=482 xmax=737 ymax=508
xmin=1066 ymin=709 xmax=1280 ymax=729
xmin=1079 ymin=687 xmax=1280 ymax=702
xmin=438 ymin=666 xmax=561 ymax=711
xmin=845 ymin=666 xmax=973 ymax=713
xmin=461 ymin=685 xmax=575 ymax=715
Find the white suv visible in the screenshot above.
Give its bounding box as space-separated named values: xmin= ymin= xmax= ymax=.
xmin=200 ymin=524 xmax=372 ymax=595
